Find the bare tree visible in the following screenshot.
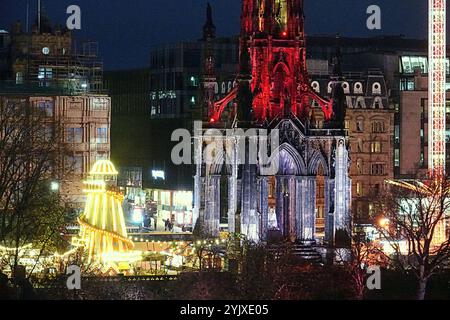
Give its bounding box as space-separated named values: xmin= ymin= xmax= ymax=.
xmin=0 ymin=96 xmax=73 ymax=280
xmin=374 ymin=174 xmax=450 ymax=300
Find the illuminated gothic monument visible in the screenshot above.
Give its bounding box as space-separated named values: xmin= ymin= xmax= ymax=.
xmin=194 ymin=0 xmax=351 ymax=246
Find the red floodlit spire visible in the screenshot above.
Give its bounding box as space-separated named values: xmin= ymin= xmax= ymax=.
xmin=210 ymin=0 xmax=333 ymax=123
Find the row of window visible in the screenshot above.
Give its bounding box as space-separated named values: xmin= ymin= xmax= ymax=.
xmin=355 ymin=140 xmax=383 ymax=154
xmin=355 ymin=120 xmax=385 ymax=133
xmin=356 ymin=160 xmax=386 ymax=175
xmin=311 ymin=81 xmax=383 ymax=95
xmin=35 ymin=99 xmax=109 ymax=116
xmin=66 ymin=127 xmax=108 ymax=144
xmin=66 ymin=153 xmax=109 ymax=174
xmin=355 ymin=182 xmax=382 ymax=197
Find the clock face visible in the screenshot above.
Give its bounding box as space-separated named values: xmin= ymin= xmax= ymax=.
xmin=42 ymin=47 xmax=50 ymax=55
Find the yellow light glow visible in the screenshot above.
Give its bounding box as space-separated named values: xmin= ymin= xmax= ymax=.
xmin=75 ymin=160 xmax=141 ymax=267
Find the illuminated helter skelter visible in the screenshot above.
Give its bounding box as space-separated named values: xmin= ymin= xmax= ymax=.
xmin=387 ymin=0 xmax=447 ymax=246
xmin=73 ymin=160 xmax=141 ymax=270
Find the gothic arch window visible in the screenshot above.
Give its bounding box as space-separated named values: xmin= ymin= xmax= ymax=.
xmin=373 ymin=96 xmax=383 ymax=109
xmin=372 ymin=82 xmax=382 ymax=95
xmin=354 ymin=82 xmax=363 ymax=94
xmin=221 ymin=82 xmax=226 ymax=94
xmin=356 ymin=97 xmax=366 ymax=109
xmin=273 ymin=63 xmax=289 ymax=101
xmin=228 ymin=81 xmax=232 ymax=92
xmin=342 ymin=82 xmax=350 ymax=94
xmin=214 ymin=82 xmax=219 ymax=94
xmin=311 ymin=81 xmax=320 ymax=93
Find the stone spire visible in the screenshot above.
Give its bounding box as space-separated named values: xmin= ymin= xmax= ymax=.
xmin=203 ymin=2 xmax=216 ymax=40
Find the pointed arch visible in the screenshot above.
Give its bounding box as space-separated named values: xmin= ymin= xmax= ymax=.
xmin=308 ymin=150 xmax=329 ymax=176
xmin=265 ymin=142 xmax=307 ymax=176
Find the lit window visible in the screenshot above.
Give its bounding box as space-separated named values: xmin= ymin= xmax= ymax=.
xmin=16 ymin=72 xmax=24 ymax=84
xmin=356 ymin=182 xmax=363 ymax=196
xmin=96 ymin=127 xmax=108 ymax=144
xmin=371 ymin=142 xmax=382 ymax=153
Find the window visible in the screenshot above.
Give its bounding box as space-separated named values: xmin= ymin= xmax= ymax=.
xmin=356 ymin=182 xmax=363 ymax=196
xmin=371 ymin=141 xmax=382 ymax=153
xmin=357 ymin=159 xmax=364 ymax=175
xmin=189 ymin=76 xmax=198 ymax=87
xmin=96 ymin=127 xmax=108 ymax=144
xmin=92 ymin=98 xmax=109 ymax=110
xmin=394 ymin=125 xmax=400 ymax=144
xmin=342 ymin=82 xmax=350 ymax=94
xmin=373 ymin=97 xmax=383 ymax=109
xmin=372 ymin=121 xmax=384 ymax=133
xmin=37 ymin=101 xmax=53 ymax=117
xmin=67 ymin=127 xmax=83 ymax=144
xmin=356 ymin=97 xmax=366 ymax=108
xmin=16 ymin=72 xmax=24 ymax=84
xmin=354 ymin=82 xmax=363 ymax=94
xmin=371 ymin=163 xmax=385 ymax=175
xmin=356 ymin=120 xmax=364 ymax=132
xmin=327 ymin=82 xmax=332 ymax=94
xmin=43 ymin=125 xmax=53 ymax=142
xmin=357 ymin=139 xmax=364 ymax=153
xmin=38 ymin=67 xmax=53 ymax=86
xmin=96 ymin=152 xmax=108 ymax=161
xmin=316 ymin=206 xmax=324 ymax=219
xmin=395 ymin=149 xmax=400 ymax=167
xmin=190 ymin=96 xmax=196 ymax=106
xmin=311 ymin=81 xmax=320 ymax=93
xmin=66 ymin=155 xmax=83 ymax=173
xmin=372 ymin=82 xmax=382 ymax=95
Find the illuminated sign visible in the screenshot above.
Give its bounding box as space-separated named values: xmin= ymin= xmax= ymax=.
xmin=152 ymin=170 xmax=165 ymax=180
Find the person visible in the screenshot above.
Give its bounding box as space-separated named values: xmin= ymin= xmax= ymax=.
xmin=154 ymin=216 xmax=157 ymax=231
xmin=164 ymin=219 xmax=169 ymax=231
xmin=0 ymin=271 xmax=14 ymax=300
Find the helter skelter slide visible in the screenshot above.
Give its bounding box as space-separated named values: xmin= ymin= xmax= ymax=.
xmin=73 ymin=160 xmax=141 ymax=271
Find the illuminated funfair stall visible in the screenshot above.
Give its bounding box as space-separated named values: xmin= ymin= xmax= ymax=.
xmin=73 ymin=160 xmax=141 ymax=272
xmin=386 ymin=0 xmax=447 ymax=248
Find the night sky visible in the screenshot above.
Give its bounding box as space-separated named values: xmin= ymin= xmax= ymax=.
xmin=0 ymin=0 xmax=433 ymax=70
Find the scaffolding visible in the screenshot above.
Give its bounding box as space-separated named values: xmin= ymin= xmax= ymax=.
xmin=24 ymin=41 xmax=104 ymax=95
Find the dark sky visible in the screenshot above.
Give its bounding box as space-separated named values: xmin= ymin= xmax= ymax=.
xmin=0 ymin=0 xmax=432 ymax=70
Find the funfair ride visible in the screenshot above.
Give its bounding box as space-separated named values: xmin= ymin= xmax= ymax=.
xmin=73 ymin=160 xmax=141 ymax=271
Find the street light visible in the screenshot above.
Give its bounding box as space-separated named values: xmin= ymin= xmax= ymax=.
xmin=50 ymin=181 xmax=59 ymax=192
